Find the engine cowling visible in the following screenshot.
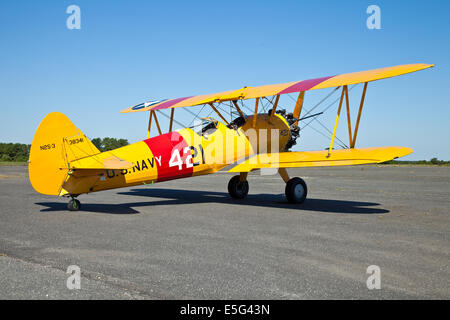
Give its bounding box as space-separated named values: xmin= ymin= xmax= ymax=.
xmin=241 ymin=113 xmax=292 ymax=153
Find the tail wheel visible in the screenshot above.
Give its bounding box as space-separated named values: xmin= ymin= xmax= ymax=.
xmin=285 ymin=177 xmax=307 ymax=203
xmin=68 ymin=198 xmax=81 ymax=211
xmin=228 ymin=175 xmax=249 ymax=199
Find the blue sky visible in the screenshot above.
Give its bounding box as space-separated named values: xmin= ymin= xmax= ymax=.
xmin=0 ymin=0 xmax=448 ymax=160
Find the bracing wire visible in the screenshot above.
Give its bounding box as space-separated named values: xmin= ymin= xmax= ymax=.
xmin=187 ymin=104 xmax=206 ymax=127
xmin=301 ymin=84 xmax=358 ymax=131
xmin=286 ymin=84 xmax=358 ymax=149
xmin=215 ymin=103 xmax=230 ymax=116
xmin=155 ymin=109 xmax=187 ymax=130
xmin=239 ymin=99 xmax=254 ymax=114
xmin=300 ymin=86 xmax=341 ymax=118
xmin=261 ymin=96 xmax=275 ymax=113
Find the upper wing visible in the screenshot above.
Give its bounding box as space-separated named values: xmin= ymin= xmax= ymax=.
xmin=121 ymin=63 xmax=433 ymax=113
xmin=228 ymin=147 xmax=413 ymax=172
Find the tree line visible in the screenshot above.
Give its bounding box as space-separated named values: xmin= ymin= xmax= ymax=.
xmin=90 ymin=137 xmax=129 ymax=152
xmin=0 ymin=138 xmax=129 ymax=162
xmin=383 ymin=158 xmax=450 ymax=165
xmin=0 ymin=143 xmax=30 ymax=162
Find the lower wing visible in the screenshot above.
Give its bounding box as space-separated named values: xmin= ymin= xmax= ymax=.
xmin=228 ymin=146 xmax=412 ymax=172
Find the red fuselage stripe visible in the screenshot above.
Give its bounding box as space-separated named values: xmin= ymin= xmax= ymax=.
xmin=143 ymin=132 xmax=193 ymax=182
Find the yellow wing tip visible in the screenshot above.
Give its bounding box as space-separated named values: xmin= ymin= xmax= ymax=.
xmin=420 ymin=63 xmax=434 ymax=69
xmin=392 ymin=146 xmax=414 ymax=159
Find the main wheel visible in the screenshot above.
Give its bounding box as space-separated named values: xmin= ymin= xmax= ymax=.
xmin=285 ymin=177 xmax=307 ymax=203
xmin=228 ymin=175 xmax=249 ymax=199
xmin=68 ymin=198 xmax=81 ymax=211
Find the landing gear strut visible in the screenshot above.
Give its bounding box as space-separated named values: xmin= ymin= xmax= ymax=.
xmin=67 ymin=197 xmax=81 ymax=211
xmin=228 ymin=174 xmax=249 ymax=199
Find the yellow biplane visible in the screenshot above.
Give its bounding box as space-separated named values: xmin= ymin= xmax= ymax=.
xmin=29 ymin=63 xmax=433 ymax=210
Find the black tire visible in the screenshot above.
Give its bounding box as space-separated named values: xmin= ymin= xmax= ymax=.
xmin=68 ymin=199 xmax=81 ymax=211
xmin=285 ymin=177 xmax=307 ymax=203
xmin=228 ymin=175 xmax=249 ymax=199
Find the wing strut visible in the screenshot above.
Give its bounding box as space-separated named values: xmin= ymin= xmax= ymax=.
xmin=344 ymin=85 xmax=353 ymax=147
xmin=232 ymin=100 xmax=245 ymax=118
xmin=269 ymin=95 xmax=281 ymax=122
xmin=253 ymin=98 xmax=259 ymax=127
xmin=351 ymin=82 xmax=368 ymax=148
xmin=147 ymin=110 xmax=163 ymax=138
xmin=208 ymin=103 xmax=229 ymax=125
xmin=293 ymin=91 xmax=305 ymax=125
xmin=169 ymin=108 xmax=175 ymax=132
xmin=328 ymin=82 xmax=369 ymax=155
xmin=328 ymin=86 xmax=346 ymax=156
xmin=147 ymin=111 xmax=153 ymax=139
xmin=146 ymin=110 xmax=162 ymax=138
xmin=152 ymin=110 xmax=162 ymax=135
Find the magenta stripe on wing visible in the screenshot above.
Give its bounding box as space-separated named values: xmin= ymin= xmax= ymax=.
xmin=278 ymin=76 xmax=335 ymax=94
xmin=152 ymin=96 xmax=193 ymax=110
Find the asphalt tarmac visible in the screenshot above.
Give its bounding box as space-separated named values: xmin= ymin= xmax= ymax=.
xmin=0 ymin=165 xmax=448 ymax=299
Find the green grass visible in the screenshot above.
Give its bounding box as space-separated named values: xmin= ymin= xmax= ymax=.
xmin=0 ymin=161 xmax=27 ymax=166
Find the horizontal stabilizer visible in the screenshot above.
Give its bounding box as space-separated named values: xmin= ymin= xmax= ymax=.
xmin=228 ymin=146 xmax=412 ymax=172
xmin=68 ymin=154 xmax=134 ymax=170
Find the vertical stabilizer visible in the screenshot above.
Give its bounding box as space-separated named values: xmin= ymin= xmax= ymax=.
xmin=28 ymin=112 xmax=100 ymax=195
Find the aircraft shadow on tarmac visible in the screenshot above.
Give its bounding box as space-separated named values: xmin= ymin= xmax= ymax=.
xmin=36 ymin=188 xmax=389 ymax=215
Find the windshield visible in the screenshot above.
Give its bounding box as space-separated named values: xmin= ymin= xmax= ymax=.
xmin=193 ymin=117 xmax=218 ymax=136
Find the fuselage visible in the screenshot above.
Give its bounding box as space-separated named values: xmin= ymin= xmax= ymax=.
xmin=61 ymin=113 xmax=291 ymax=196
